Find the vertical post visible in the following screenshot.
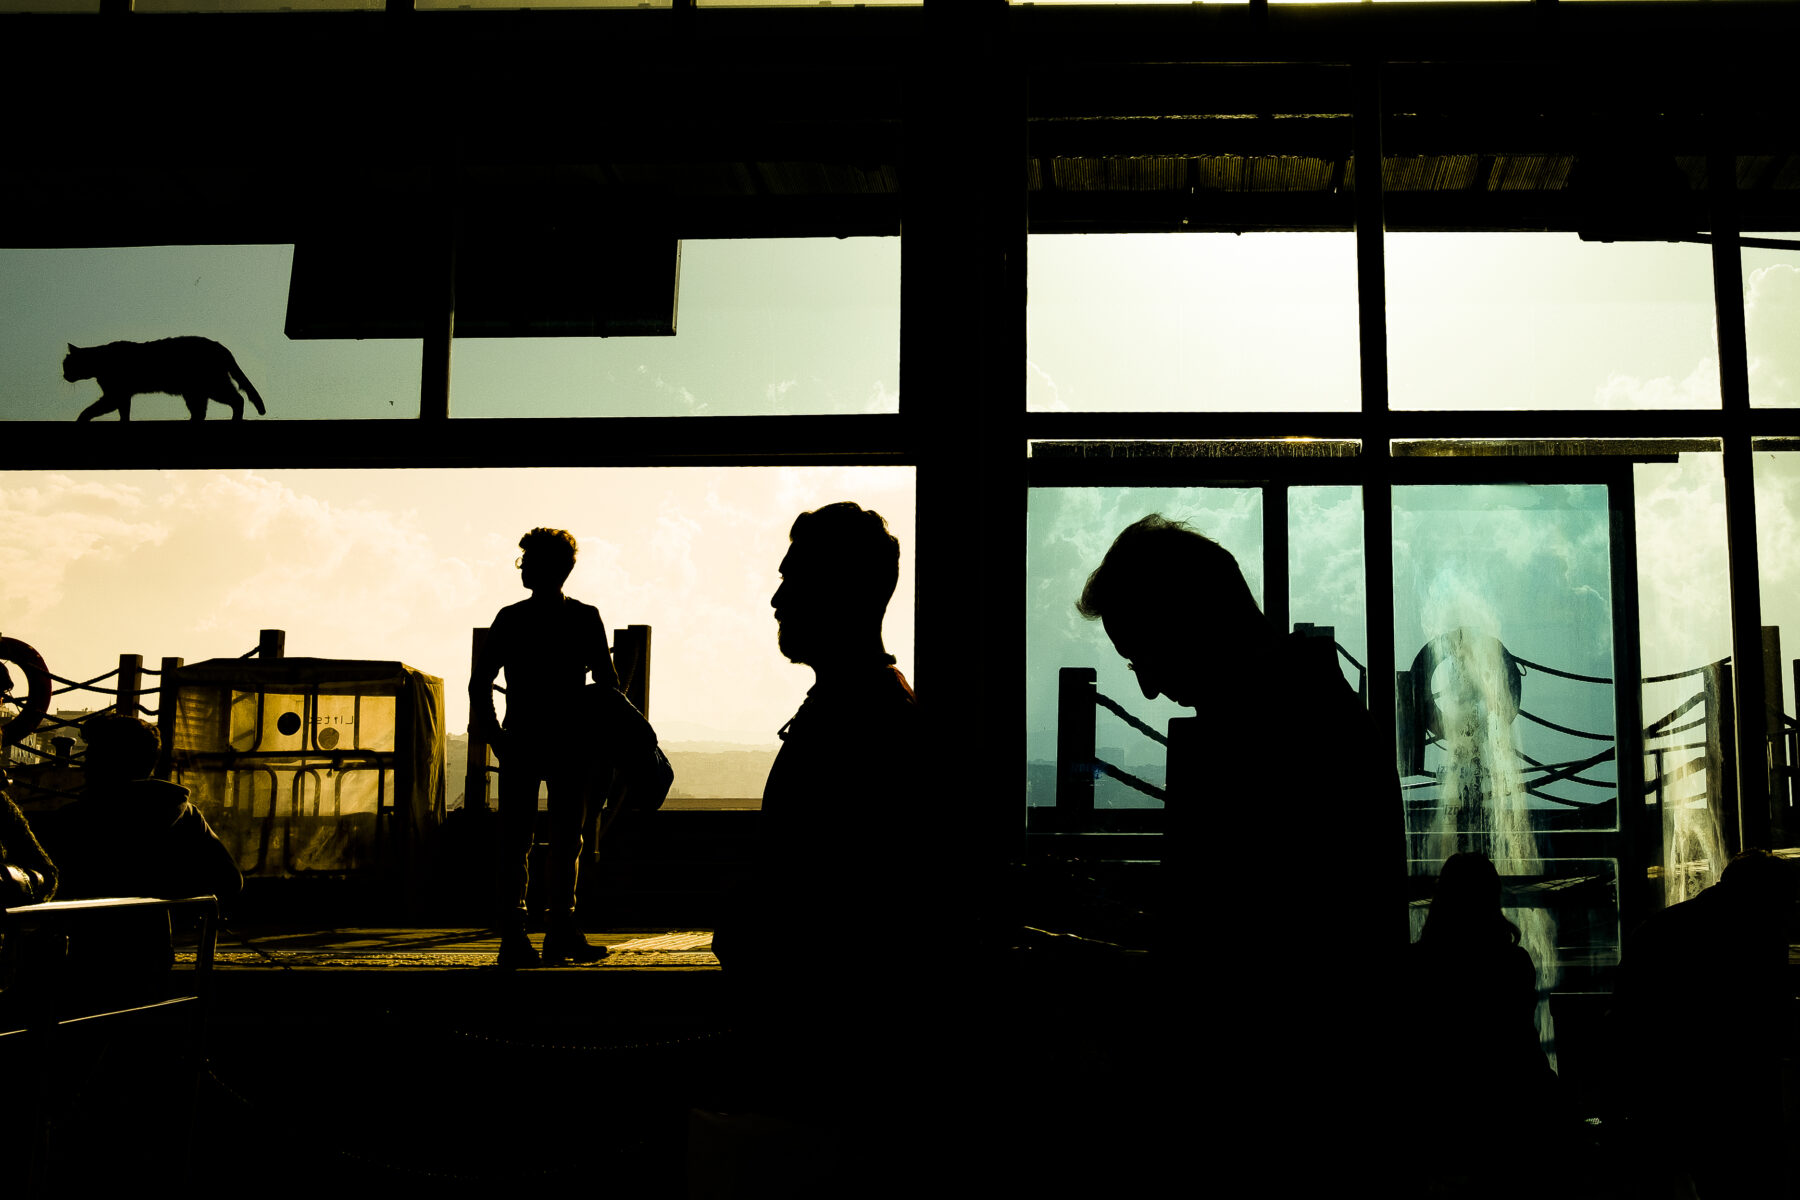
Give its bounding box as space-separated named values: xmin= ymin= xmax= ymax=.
xmin=1056 ymin=667 xmax=1097 ymax=826
xmin=906 ymin=0 xmax=1024 ymax=937
xmin=116 ymin=654 xmax=143 ymax=721
xmin=156 ymin=656 xmax=184 ymax=780
xmin=259 ymin=629 xmax=286 ymax=660
xmin=1710 ymin=145 xmax=1771 ymax=851
xmin=615 ymin=624 xmax=652 ymax=718
xmin=466 ymin=627 xmax=490 ymax=814
xmin=1354 ymin=57 xmax=1403 ymax=939
xmin=1764 ymin=627 xmax=1788 ymax=844
xmin=1704 ymin=661 xmax=1741 ymax=860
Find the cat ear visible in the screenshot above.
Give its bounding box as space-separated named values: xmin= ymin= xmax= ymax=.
xmin=66 ymin=343 xmax=76 ymax=353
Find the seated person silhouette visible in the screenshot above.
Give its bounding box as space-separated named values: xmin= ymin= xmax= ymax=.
xmin=470 ymin=526 xmax=619 ymax=969
xmin=32 ymin=715 xmax=241 ymax=1006
xmin=1404 ymin=852 xmax=1580 ymax=1198
xmin=711 ymin=502 xmax=925 ymax=1138
xmin=1609 ymin=849 xmax=1796 ymax=1198
xmin=1074 ymin=514 xmax=1401 ymax=1187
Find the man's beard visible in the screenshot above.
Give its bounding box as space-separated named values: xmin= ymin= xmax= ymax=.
xmin=776 ymin=620 xmax=811 ymax=665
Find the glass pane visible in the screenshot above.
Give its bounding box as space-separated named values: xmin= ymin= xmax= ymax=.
xmin=1395 ymin=482 xmax=1622 ymax=1063
xmin=0 ymin=466 xmax=914 ymax=809
xmin=1290 ymin=485 xmax=1366 ymax=698
xmin=1387 ymin=233 xmax=1719 ymax=410
xmin=134 ymin=0 xmax=379 ymax=10
xmin=449 ymin=238 xmax=899 ymax=417
xmin=0 ymin=245 xmax=420 ymax=421
xmin=1634 ymin=448 xmax=1734 ymax=903
xmin=1753 ymin=448 xmax=1800 ymax=845
xmin=1026 ymin=233 xmax=1360 ymax=413
xmin=1026 ymin=485 xmax=1263 ymax=815
xmin=418 ymin=0 xmax=663 ymax=7
xmin=1745 ymin=234 xmax=1800 ymax=409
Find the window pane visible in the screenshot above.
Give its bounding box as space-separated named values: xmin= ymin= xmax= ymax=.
xmin=1027 ymin=485 xmax=1263 ymax=816
xmin=449 ymin=238 xmax=899 ymax=417
xmin=0 ymin=466 xmax=914 ymax=809
xmin=1387 ymin=233 xmax=1719 ymax=411
xmin=1634 ymin=447 xmax=1734 ymax=902
xmin=1753 ymin=447 xmax=1800 ymax=845
xmin=1027 ymin=233 xmax=1360 ymax=413
xmin=0 ymin=245 xmax=420 ymax=421
xmin=1290 ymin=485 xmax=1367 ymax=698
xmin=1745 ymin=235 xmax=1800 ymax=409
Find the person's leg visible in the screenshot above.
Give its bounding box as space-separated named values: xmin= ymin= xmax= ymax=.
xmin=541 ymin=761 xmax=606 ymax=965
xmin=495 ymin=760 xmax=542 ymax=968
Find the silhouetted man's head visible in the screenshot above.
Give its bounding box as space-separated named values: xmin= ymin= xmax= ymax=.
xmin=1076 ymin=514 xmax=1268 ymax=708
xmin=83 ymin=715 xmax=160 ymax=786
xmin=517 ymin=527 xmax=578 ymax=595
xmin=1719 ymin=848 xmax=1796 ymax=920
xmin=773 ymin=502 xmax=899 ymax=667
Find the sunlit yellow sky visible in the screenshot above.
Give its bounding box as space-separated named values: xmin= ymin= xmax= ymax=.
xmin=0 ymin=466 xmax=916 ymax=745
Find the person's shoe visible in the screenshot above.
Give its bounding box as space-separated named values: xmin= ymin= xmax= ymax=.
xmin=497 ymin=926 xmax=541 ymax=970
xmin=542 ymin=925 xmax=608 ymax=966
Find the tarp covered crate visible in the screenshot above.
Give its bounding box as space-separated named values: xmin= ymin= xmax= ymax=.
xmin=169 ymin=658 xmax=445 ymax=899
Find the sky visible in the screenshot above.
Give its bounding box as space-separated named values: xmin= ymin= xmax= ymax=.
xmin=4 ymin=229 xmax=1798 ymax=797
xmin=0 ymin=467 xmax=917 ymax=744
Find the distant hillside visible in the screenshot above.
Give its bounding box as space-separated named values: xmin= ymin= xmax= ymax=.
xmin=445 ymin=735 xmax=778 ymax=808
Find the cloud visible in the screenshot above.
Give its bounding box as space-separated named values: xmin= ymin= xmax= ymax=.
xmin=1747 ymin=263 xmax=1800 ymax=406
xmin=1592 ymin=356 xmax=1721 ymax=409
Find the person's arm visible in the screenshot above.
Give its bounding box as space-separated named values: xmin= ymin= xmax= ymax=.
xmin=470 ymin=609 xmax=511 ymax=754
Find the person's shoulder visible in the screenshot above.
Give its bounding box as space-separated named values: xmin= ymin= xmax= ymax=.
xmin=564 ymin=596 xmax=603 ymax=621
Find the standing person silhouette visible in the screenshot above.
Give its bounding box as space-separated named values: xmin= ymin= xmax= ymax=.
xmin=708 ymin=502 xmax=931 ymax=1189
xmin=471 ymin=527 xmax=619 ymax=969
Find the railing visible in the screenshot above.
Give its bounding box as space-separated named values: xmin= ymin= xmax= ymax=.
xmin=2 ymin=631 xmax=284 ymax=808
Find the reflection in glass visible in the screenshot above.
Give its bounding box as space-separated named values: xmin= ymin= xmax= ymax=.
xmin=1753 ymin=449 xmax=1800 ymax=846
xmin=1396 ymin=483 xmax=1622 ymax=1064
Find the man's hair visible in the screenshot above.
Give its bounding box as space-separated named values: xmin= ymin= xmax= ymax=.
xmin=789 ymin=502 xmax=900 ymax=613
xmin=83 ymin=714 xmax=160 ymax=778
xmin=1076 ymin=513 xmax=1258 ymax=623
xmin=519 ymin=527 xmax=578 ymax=575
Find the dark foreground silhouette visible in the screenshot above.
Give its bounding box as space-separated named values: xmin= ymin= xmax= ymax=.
xmin=64 ymin=335 xmax=266 ymax=421
xmin=1072 ymin=513 xmax=1402 ymax=1191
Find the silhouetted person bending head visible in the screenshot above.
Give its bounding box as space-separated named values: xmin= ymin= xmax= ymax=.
xmin=471 ymin=526 xmax=620 ymax=969
xmin=1075 ymin=514 xmax=1401 ymax=1188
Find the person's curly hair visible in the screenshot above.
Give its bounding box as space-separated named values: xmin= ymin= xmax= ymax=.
xmin=519 ymin=527 xmax=579 ymax=575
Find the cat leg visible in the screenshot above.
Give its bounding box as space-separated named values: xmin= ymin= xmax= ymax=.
xmin=77 ymin=393 xmax=125 ymax=421
xmin=183 ymin=394 xmax=208 ymax=421
xmin=221 ymin=391 xmax=245 ymax=421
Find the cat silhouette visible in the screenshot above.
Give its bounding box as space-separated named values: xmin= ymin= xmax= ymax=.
xmin=64 ymin=336 xmax=267 ymax=421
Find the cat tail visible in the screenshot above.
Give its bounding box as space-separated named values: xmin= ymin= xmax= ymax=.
xmin=227 ymin=354 xmax=267 ymax=415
